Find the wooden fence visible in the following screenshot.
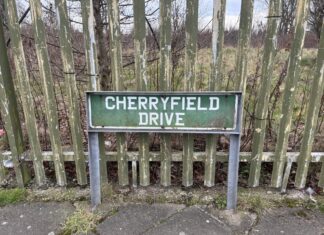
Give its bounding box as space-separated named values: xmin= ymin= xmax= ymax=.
xmin=0 ymin=0 xmax=323 ymax=191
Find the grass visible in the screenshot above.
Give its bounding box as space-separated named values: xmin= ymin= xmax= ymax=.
xmin=61 ymin=208 xmax=102 ymax=235
xmin=319 ymin=202 xmax=324 ymax=213
xmin=0 ymin=188 xmax=27 ymax=206
xmin=213 ymin=194 xmax=227 ymax=210
xmin=238 ymin=195 xmax=273 ymax=215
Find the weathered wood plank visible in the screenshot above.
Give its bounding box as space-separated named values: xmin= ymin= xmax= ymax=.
xmin=204 ymin=135 xmax=217 ymax=187
xmin=319 ymin=159 xmax=324 ymax=188
xmin=182 ymin=0 xmax=199 ymax=187
xmin=234 ymin=0 xmax=254 ymax=95
xmin=0 ymin=15 xmax=28 ymax=187
xmin=133 ymin=0 xmax=150 ymax=186
xmin=281 ymin=157 xmax=293 ymax=193
xmin=248 ymin=0 xmax=281 ymax=187
xmin=0 ymin=152 xmax=5 ymax=184
xmin=132 ymin=161 xmax=137 ymax=187
xmin=55 ymin=0 xmax=87 ymax=186
xmin=159 ymin=0 xmax=172 ymax=187
xmin=204 ymin=0 xmax=226 ymax=187
xmin=271 ymin=0 xmax=310 ymax=188
xmin=3 ymin=0 xmax=45 ymax=187
xmin=2 ymin=151 xmax=323 ymax=164
xmin=29 ymin=0 xmax=67 ymax=186
xmin=295 ymin=21 xmax=324 ymax=188
xmin=106 ymin=0 xmax=129 ymax=186
xmin=81 ymin=0 xmax=108 ymax=184
xmin=209 ymin=0 xmax=226 ymax=92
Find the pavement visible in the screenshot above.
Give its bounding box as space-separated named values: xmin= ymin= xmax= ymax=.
xmin=0 ymin=202 xmax=324 ymax=235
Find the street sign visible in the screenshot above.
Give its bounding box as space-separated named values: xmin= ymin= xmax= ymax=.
xmin=86 ymin=91 xmax=242 ymax=210
xmin=87 ymin=92 xmax=241 ymax=134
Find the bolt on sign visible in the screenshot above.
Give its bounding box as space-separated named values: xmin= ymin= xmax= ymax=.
xmin=87 ymin=92 xmax=242 ymax=210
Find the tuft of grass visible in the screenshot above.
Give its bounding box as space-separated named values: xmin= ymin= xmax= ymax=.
xmin=0 ymin=188 xmax=27 ymax=206
xmin=213 ymin=194 xmax=227 ymax=210
xmin=281 ymin=198 xmax=302 ymax=208
xmin=61 ymin=208 xmax=101 ymax=235
xmin=318 ymin=202 xmax=324 ymax=214
xmin=238 ymin=195 xmax=273 ymax=215
xmin=184 ymin=196 xmax=200 ymax=207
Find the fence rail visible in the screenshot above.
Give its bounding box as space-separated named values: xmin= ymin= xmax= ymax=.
xmin=1 ymin=150 xmax=323 ymax=190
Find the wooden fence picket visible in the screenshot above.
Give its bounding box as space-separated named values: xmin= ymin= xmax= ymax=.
xmin=29 ymin=0 xmax=67 ymax=186
xmin=159 ymin=0 xmax=172 ymax=187
xmin=271 ymin=0 xmax=310 ymax=188
xmin=55 ymin=0 xmax=87 ymax=186
xmin=183 ymin=0 xmax=199 ymax=187
xmin=3 ymin=0 xmax=46 ymax=187
xmin=248 ymin=0 xmax=281 ymax=187
xmin=133 ymin=0 xmax=150 ymax=186
xmin=296 ymin=21 xmax=324 ymax=188
xmin=0 ymin=152 xmax=5 ymax=184
xmin=204 ymin=0 xmax=227 ymax=187
xmin=0 ymin=16 xmax=28 ymax=187
xmin=107 ymin=0 xmax=129 ymax=186
xmin=234 ymin=0 xmax=254 ymax=95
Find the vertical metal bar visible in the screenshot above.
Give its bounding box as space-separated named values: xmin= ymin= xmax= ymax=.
xmin=55 ymin=0 xmax=87 ymax=186
xmin=3 ymin=0 xmax=45 ymax=187
xmin=159 ymin=0 xmax=172 ymax=187
xmin=271 ymin=0 xmax=310 ymax=188
xmin=81 ymin=0 xmax=108 ymax=184
xmin=248 ymin=0 xmax=281 ymax=187
xmin=29 ymin=0 xmax=66 ymax=186
xmin=133 ymin=0 xmax=150 ymax=186
xmin=295 ymin=21 xmax=324 ymax=189
xmin=182 ymin=0 xmax=198 ymax=187
xmin=106 ymin=0 xmax=129 ymax=186
xmin=227 ymin=134 xmax=240 ymax=210
xmin=88 ymin=132 xmax=101 ymax=208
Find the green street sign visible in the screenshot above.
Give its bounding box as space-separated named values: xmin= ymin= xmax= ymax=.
xmin=87 ymin=92 xmax=241 ymax=133
xmin=86 ymin=91 xmax=242 ymax=210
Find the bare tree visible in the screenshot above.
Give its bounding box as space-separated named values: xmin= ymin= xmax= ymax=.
xmin=279 ymin=0 xmax=297 ymax=35
xmin=308 ymin=0 xmax=324 ymax=39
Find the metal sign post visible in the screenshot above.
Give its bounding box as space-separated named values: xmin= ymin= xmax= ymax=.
xmin=87 ymin=91 xmax=242 ymax=210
